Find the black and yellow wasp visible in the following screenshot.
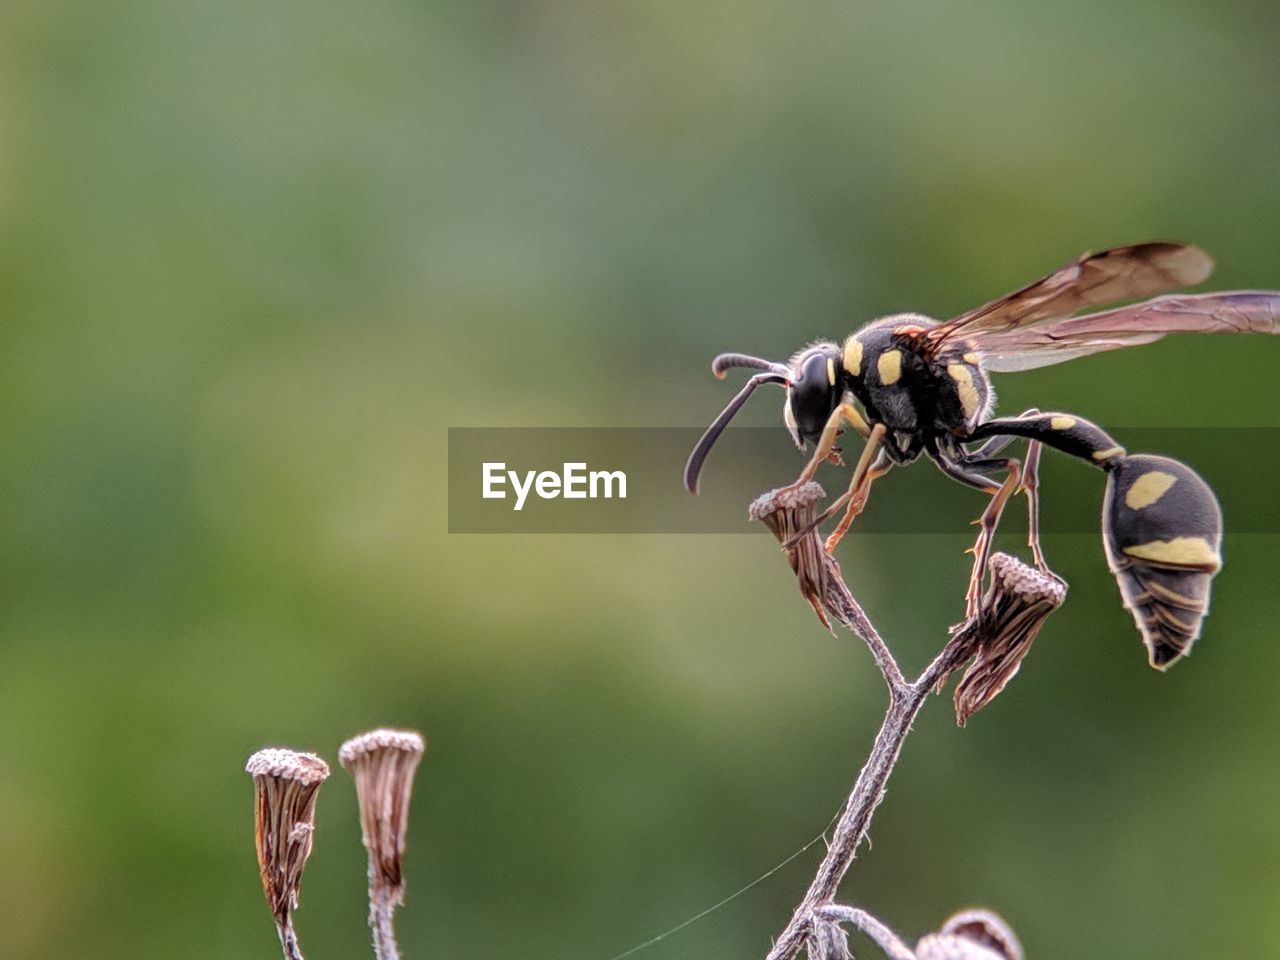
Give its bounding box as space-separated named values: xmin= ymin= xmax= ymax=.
xmin=685 ymin=242 xmax=1280 ymax=669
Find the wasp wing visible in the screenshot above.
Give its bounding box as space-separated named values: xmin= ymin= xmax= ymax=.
xmin=921 ymin=242 xmax=1214 ymax=352
xmin=976 ymin=291 xmax=1280 ymax=372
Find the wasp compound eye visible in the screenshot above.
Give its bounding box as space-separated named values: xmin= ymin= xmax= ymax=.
xmin=1102 ymin=454 xmax=1223 ymax=670
xmin=786 ymin=347 xmax=842 ymax=447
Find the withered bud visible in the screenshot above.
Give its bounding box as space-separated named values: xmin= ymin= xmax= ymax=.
xmin=915 ymin=909 xmax=1024 ymax=960
xmin=950 ymin=553 xmax=1066 ymax=727
xmin=749 ymin=482 xmax=846 ymax=632
xmin=340 ymin=728 xmax=426 ymax=960
xmin=245 ymin=748 xmax=330 ymax=960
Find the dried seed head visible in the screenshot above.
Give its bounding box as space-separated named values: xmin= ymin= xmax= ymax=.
xmin=749 ymin=482 xmax=843 ymax=631
xmin=340 ymin=729 xmax=426 ymax=900
xmin=951 ymin=553 xmax=1067 ymax=727
xmin=916 ymin=909 xmax=1024 ymax=960
xmin=245 ymin=748 xmax=330 ymax=960
xmin=340 ymin=729 xmax=426 ymax=960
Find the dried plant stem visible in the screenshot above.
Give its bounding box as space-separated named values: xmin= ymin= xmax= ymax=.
xmin=370 ymin=890 xmax=400 ymax=960
xmin=813 ymin=905 xmax=915 ymax=960
xmin=278 ymin=918 xmax=306 ymax=960
xmin=750 ymin=484 xmax=973 ymax=960
xmin=766 ymin=648 xmax=957 ymax=960
xmin=244 ymin=748 xmax=330 ymax=960
xmin=339 ymin=728 xmax=426 ymax=960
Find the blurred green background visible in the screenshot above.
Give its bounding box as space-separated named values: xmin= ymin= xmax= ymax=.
xmin=3 ymin=1 xmax=1280 ymax=958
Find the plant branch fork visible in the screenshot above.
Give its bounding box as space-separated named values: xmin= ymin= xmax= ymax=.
xmin=749 ymin=482 xmax=1054 ymax=960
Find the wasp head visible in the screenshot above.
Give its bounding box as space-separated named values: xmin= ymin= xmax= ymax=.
xmin=684 ymin=343 xmax=844 ymax=494
xmin=783 ymin=342 xmax=844 ymax=450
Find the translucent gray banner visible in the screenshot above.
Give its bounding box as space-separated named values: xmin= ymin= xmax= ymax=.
xmin=447 ymin=427 xmax=1279 ymax=533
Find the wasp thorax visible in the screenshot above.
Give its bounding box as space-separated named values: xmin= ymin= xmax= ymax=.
xmin=839 ymin=313 xmax=991 ymax=448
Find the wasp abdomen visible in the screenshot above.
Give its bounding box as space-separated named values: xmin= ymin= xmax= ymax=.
xmin=1102 ymin=454 xmax=1223 ymax=670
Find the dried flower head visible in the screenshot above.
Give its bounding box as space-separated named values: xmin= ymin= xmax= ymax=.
xmin=245 ymin=748 xmax=330 ymax=960
xmin=750 ymin=482 xmax=844 ymax=631
xmin=950 ymin=553 xmax=1067 ymax=727
xmin=915 ymin=909 xmax=1024 ymax=960
xmin=340 ymin=728 xmax=426 ymax=960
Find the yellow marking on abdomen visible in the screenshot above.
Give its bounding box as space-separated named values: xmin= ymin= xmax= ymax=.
xmin=946 ymin=363 xmax=980 ymax=418
xmin=843 ymin=337 xmax=864 ymax=377
xmin=877 ymin=349 xmax=902 ymax=385
xmin=1050 ymin=416 xmax=1077 ymax=430
xmin=1123 ymin=537 xmax=1221 ymax=571
xmin=1125 ymin=470 xmax=1178 ymax=510
xmin=1092 ymin=445 xmax=1126 ymax=462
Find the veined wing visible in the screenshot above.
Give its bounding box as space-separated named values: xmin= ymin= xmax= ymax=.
xmin=921 ymin=242 xmax=1214 ymax=353
xmin=974 ymin=291 xmax=1280 ymax=372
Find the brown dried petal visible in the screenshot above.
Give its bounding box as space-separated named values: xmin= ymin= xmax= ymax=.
xmin=749 ymin=482 xmax=854 ymax=632
xmin=339 ymin=729 xmax=426 ymax=904
xmin=916 ymin=910 xmax=1024 ymax=960
xmin=952 ymin=553 xmax=1066 ymax=726
xmin=245 ymin=748 xmax=330 ymax=942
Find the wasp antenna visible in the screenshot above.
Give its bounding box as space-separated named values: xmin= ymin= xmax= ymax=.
xmin=685 ymin=372 xmax=787 ymax=494
xmin=711 ymin=353 xmax=792 ymax=380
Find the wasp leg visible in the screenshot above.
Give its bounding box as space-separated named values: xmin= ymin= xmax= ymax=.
xmin=782 ymin=424 xmax=889 ymax=550
xmin=962 ymin=409 xmax=1050 ymax=572
xmin=781 ymin=402 xmax=872 ymax=493
xmin=962 ymin=433 xmax=1016 ymax=461
xmin=961 ymin=406 xmax=1042 ymax=462
xmin=962 ymin=409 xmax=1126 ymax=601
xmin=1019 ymin=440 xmax=1048 ymax=572
xmin=822 ymin=448 xmax=894 ymax=554
xmin=934 ymin=454 xmax=1022 ymax=618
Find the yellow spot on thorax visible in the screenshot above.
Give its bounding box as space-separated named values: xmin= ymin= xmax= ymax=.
xmin=843 ymin=336 xmax=863 ymax=376
xmin=1123 ymin=537 xmax=1221 ymax=571
xmin=1124 ymin=470 xmax=1178 ymax=510
xmin=826 ymin=356 xmax=837 ymax=386
xmin=963 ymin=352 xmax=981 ymax=365
xmin=946 ymin=363 xmax=981 ymax=418
xmin=1050 ymin=416 xmax=1077 ymax=430
xmin=877 ymin=349 xmax=902 ymax=385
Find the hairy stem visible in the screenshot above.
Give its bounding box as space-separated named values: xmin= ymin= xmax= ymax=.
xmin=277 ymin=917 xmax=306 ymax=960
xmin=749 ymin=482 xmax=974 ymax=960
xmin=814 ymin=905 xmax=915 ymax=960
xmin=765 ymin=684 xmax=924 ymax=960
xmin=370 ymin=889 xmax=401 ymax=960
xmin=756 ymin=506 xmax=967 ymax=959
xmin=766 ymin=624 xmax=963 ymax=960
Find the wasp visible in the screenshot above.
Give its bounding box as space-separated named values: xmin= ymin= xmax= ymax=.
xmin=685 ymin=242 xmax=1280 ymax=669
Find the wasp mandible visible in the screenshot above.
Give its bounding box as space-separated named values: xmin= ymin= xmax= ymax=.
xmin=685 ymin=242 xmax=1280 ymax=669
